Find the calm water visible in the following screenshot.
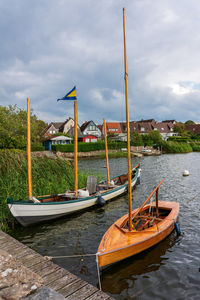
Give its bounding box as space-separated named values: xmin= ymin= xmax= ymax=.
xmin=13 ymin=153 xmax=200 ymax=300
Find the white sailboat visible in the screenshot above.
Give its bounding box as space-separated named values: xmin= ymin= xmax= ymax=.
xmin=7 ymin=91 xmax=141 ymax=226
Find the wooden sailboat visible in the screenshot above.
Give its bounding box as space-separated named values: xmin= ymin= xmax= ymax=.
xmin=7 ymin=95 xmax=141 ymax=227
xmin=97 ymin=8 xmax=179 ymax=269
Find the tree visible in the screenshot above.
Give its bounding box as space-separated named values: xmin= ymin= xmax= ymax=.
xmin=147 ymin=130 xmax=162 ymax=144
xmin=173 ymin=123 xmax=186 ymax=136
xmin=0 ymin=104 xmax=47 ymax=149
xmin=130 ymin=131 xmax=143 ymax=145
xmin=185 ymin=120 xmax=195 ymax=125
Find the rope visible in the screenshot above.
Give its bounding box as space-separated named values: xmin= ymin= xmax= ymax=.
xmin=96 ymin=252 xmax=102 ymax=291
xmin=44 ymin=252 xmax=102 ymax=291
xmin=46 ymin=253 xmax=97 ymax=259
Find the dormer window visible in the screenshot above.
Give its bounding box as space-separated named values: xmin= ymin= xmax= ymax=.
xmin=89 ymin=125 xmax=96 ymax=131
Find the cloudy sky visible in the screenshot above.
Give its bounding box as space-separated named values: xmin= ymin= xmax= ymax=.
xmin=1 ymin=0 xmax=200 ymax=125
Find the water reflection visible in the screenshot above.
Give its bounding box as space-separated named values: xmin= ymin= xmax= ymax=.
xmin=13 ymin=153 xmax=200 ymax=299
xmin=101 ymin=231 xmax=178 ymax=294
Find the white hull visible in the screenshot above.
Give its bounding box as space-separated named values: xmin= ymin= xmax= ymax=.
xmin=8 ymin=169 xmax=141 ymax=226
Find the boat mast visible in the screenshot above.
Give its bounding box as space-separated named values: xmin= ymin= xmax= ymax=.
xmin=123 ymin=8 xmax=133 ymax=231
xmin=74 ymin=100 xmax=78 ymax=195
xmin=103 ymin=118 xmax=110 ymax=184
xmin=27 ymin=97 xmax=32 ymax=200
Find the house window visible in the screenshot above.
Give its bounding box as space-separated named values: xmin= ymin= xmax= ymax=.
xmin=141 ymin=127 xmax=145 ymax=132
xmin=89 ymin=125 xmax=96 ymax=131
xmin=154 ymin=128 xmax=157 ymax=130
xmin=91 ymin=138 xmax=97 ymax=142
xmin=109 ymin=128 xmax=118 ymax=132
xmin=161 ymin=128 xmax=164 ymax=131
xmin=85 ymin=138 xmax=90 ymax=142
xmin=50 ymin=130 xmax=52 ymax=134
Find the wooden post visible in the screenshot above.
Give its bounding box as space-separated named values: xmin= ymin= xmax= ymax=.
xmin=104 ymin=118 xmax=110 ymax=184
xmin=156 ymin=188 xmax=159 ymax=217
xmin=27 ymin=98 xmax=32 ymax=200
xmin=123 ymin=8 xmax=132 ymax=231
xmin=74 ymin=100 xmax=78 ymax=195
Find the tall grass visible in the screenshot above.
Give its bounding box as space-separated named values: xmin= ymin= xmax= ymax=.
xmin=161 ymin=141 xmax=192 ymax=153
xmin=0 ymin=149 xmax=99 ymax=231
xmin=190 ymin=142 xmax=200 ymax=151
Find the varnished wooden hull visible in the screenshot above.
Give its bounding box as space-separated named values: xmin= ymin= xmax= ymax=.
xmin=97 ymin=201 xmax=179 ymax=269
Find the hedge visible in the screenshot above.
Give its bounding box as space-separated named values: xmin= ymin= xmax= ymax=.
xmin=52 ymin=141 xmax=131 ymax=152
xmin=167 ymin=136 xmax=189 ymax=143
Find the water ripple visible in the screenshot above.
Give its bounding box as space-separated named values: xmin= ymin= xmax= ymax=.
xmin=13 ymin=153 xmax=200 ymax=299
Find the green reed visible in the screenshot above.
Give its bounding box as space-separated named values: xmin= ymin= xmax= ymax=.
xmin=0 ymin=149 xmax=100 ymax=231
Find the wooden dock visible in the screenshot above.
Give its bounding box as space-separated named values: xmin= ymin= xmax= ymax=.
xmin=0 ymin=230 xmax=114 ymax=299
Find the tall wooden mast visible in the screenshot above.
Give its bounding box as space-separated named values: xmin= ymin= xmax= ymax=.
xmin=27 ymin=97 xmax=32 ymax=200
xmin=123 ymin=8 xmax=133 ymax=231
xmin=103 ymin=118 xmax=110 ymax=184
xmin=74 ymin=100 xmax=78 ymax=195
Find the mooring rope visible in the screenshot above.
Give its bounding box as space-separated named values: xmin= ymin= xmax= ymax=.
xmin=96 ymin=252 xmax=102 ymax=291
xmin=46 ymin=253 xmax=97 ymax=259
xmin=44 ymin=252 xmax=102 ymax=291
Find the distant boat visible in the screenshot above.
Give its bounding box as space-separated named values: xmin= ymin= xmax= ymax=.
xmin=7 ymin=99 xmax=141 ymax=227
xmin=97 ymin=8 xmax=179 ymax=269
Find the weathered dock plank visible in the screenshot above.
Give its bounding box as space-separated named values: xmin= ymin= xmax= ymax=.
xmin=0 ymin=230 xmax=115 ymax=299
xmin=65 ymin=283 xmax=99 ymax=300
xmin=43 ymin=267 xmax=69 ymax=285
xmin=29 ymin=259 xmax=59 ymax=273
xmin=57 ymin=279 xmax=88 ymax=297
xmin=36 ymin=263 xmax=60 ymax=278
xmin=86 ymin=290 xmax=111 ymax=299
xmin=47 ymin=272 xmax=78 ymax=291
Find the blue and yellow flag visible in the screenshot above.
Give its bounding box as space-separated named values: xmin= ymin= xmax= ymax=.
xmin=57 ymin=86 xmax=77 ymax=101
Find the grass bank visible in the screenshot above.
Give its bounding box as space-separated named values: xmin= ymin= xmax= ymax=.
xmin=0 ymin=149 xmax=100 ymax=232
xmin=161 ymin=141 xmax=193 ymax=153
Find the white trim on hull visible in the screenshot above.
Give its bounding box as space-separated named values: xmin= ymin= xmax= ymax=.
xmin=8 ymin=169 xmax=140 ymax=226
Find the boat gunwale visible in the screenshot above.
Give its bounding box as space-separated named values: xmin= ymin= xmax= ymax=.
xmin=98 ymin=222 xmax=175 ymax=257
xmin=98 ymin=201 xmax=179 ymax=256
xmin=7 ymin=166 xmax=140 ymax=206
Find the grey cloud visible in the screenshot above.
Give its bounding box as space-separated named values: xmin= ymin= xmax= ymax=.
xmin=0 ymin=0 xmax=200 ymax=124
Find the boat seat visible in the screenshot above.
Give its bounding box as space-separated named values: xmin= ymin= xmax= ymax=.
xmin=87 ymin=176 xmax=97 ymax=195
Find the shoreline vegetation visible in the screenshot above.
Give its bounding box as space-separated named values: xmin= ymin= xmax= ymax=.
xmin=51 ymin=140 xmax=200 ymax=155
xmin=1 ymin=140 xmax=200 ymax=232
xmin=0 ymin=150 xmax=102 ymax=232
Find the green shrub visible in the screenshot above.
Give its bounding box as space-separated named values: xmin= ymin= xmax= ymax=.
xmin=168 ymin=136 xmax=189 ymax=143
xmin=190 ymin=143 xmax=200 ymax=151
xmin=31 ymin=143 xmax=45 ymax=151
xmin=161 ymin=141 xmax=192 ymax=153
